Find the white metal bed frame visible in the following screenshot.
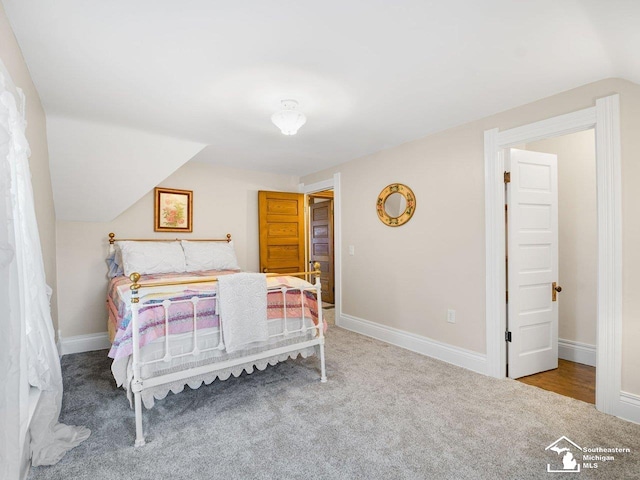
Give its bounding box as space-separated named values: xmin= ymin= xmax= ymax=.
xmin=108 ymin=234 xmax=326 ymax=446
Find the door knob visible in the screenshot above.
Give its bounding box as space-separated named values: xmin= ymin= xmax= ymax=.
xmin=262 ymin=267 xmax=268 ymax=273
xmin=554 ymin=285 xmax=562 ymax=293
xmin=552 ymin=282 xmax=562 ymax=301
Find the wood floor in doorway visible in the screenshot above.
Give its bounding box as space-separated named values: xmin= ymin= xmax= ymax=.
xmin=517 ymin=359 xmax=595 ymax=404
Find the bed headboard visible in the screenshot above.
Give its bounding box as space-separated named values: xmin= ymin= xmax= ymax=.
xmin=108 ymin=232 xmax=232 ymax=245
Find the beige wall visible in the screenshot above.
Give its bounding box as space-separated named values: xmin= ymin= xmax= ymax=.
xmin=527 ymin=130 xmax=597 ymax=347
xmin=302 ymin=78 xmax=640 ymax=395
xmin=56 ymin=162 xmax=298 ymax=338
xmin=0 ymin=4 xmax=58 ymax=329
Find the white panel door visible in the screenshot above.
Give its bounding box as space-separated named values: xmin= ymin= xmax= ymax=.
xmin=507 ymin=148 xmax=559 ymax=379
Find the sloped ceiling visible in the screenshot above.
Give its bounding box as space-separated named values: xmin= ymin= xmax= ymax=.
xmin=47 ymin=116 xmax=205 ymax=221
xmin=3 ymin=0 xmax=639 ymax=221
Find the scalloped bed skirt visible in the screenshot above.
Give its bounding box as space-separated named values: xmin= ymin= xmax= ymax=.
xmin=112 ymin=318 xmax=318 ymax=409
xmin=138 ymin=346 xmax=316 ymax=408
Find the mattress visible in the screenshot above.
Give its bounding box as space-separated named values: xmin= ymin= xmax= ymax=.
xmin=106 ymin=270 xmax=321 ymax=408
xmin=113 ymin=316 xmax=317 ymax=408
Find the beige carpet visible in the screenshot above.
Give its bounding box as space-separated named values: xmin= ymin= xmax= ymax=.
xmin=29 ymin=326 xmax=640 ymax=479
xmin=322 ymin=307 xmax=335 ymax=326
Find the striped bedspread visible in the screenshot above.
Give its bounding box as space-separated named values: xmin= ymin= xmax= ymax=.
xmin=107 ymin=271 xmax=319 ymax=361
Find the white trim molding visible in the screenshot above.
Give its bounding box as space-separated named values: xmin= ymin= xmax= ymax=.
xmin=497 ymin=107 xmax=597 ymax=147
xmin=340 ymin=313 xmax=487 ymax=375
xmin=484 ymin=94 xmax=622 ymax=418
xmin=483 ymin=128 xmax=505 ymax=378
xmin=594 ymin=94 xmax=623 ymax=415
xmin=59 ymin=332 xmax=111 ymax=356
xmin=558 ymin=339 xmax=596 ymax=367
xmin=618 ymin=392 xmax=640 ymax=424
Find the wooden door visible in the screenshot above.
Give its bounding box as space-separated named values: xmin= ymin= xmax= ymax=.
xmin=258 ymin=191 xmax=305 ymax=274
xmin=310 ymin=198 xmax=334 ymax=303
xmin=507 ymin=148 xmax=559 ymax=379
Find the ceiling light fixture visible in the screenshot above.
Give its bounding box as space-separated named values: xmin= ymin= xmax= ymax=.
xmin=271 ymin=99 xmax=306 ymax=135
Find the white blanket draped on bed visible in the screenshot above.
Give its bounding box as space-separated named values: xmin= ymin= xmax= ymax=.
xmin=217 ymin=272 xmax=268 ymax=352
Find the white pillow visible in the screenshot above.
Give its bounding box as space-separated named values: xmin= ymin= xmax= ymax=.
xmin=181 ymin=240 xmax=240 ymax=272
xmin=118 ymin=241 xmax=186 ymax=276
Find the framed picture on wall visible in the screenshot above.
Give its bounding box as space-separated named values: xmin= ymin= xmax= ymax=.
xmin=154 ymin=187 xmax=193 ymax=232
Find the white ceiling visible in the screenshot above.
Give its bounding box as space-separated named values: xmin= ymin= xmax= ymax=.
xmin=3 ymin=0 xmax=640 ymax=178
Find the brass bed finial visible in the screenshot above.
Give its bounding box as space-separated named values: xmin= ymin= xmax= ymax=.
xmin=227 ymin=233 xmax=232 ymax=242
xmin=108 ymin=232 xmax=115 ymax=245
xmin=129 ymin=272 xmax=141 ymax=304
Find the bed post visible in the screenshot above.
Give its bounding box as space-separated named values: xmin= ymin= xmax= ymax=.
xmin=129 ymin=272 xmax=146 ymax=447
xmin=313 ymin=262 xmax=327 ymax=383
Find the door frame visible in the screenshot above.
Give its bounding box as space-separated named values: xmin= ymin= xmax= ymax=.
xmin=300 ymin=173 xmax=342 ymax=326
xmin=484 ymin=95 xmax=621 ymax=416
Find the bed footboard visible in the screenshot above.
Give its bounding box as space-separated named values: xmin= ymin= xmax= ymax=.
xmin=127 ymin=265 xmax=326 ymax=447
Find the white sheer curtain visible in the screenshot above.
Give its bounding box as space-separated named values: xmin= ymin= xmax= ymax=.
xmin=0 ymin=68 xmax=89 ymax=477
xmin=0 ymin=68 xmax=24 ymax=480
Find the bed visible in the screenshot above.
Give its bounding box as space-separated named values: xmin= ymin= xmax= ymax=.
xmin=106 ymin=233 xmax=327 ymax=446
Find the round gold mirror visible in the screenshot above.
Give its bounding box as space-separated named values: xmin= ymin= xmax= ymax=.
xmin=376 ymin=183 xmax=416 ymax=227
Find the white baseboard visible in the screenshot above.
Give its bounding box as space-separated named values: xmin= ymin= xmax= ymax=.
xmin=617 ymin=391 xmax=640 ymax=424
xmin=20 ymin=387 xmax=43 ymax=479
xmin=339 ymin=313 xmax=487 ymax=375
xmin=20 ymin=429 xmax=31 ymax=480
xmin=59 ymin=332 xmax=111 ymax=356
xmin=558 ymin=338 xmax=596 ymax=367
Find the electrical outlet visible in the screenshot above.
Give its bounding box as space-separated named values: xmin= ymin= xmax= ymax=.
xmin=447 ymin=309 xmax=456 ymax=324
